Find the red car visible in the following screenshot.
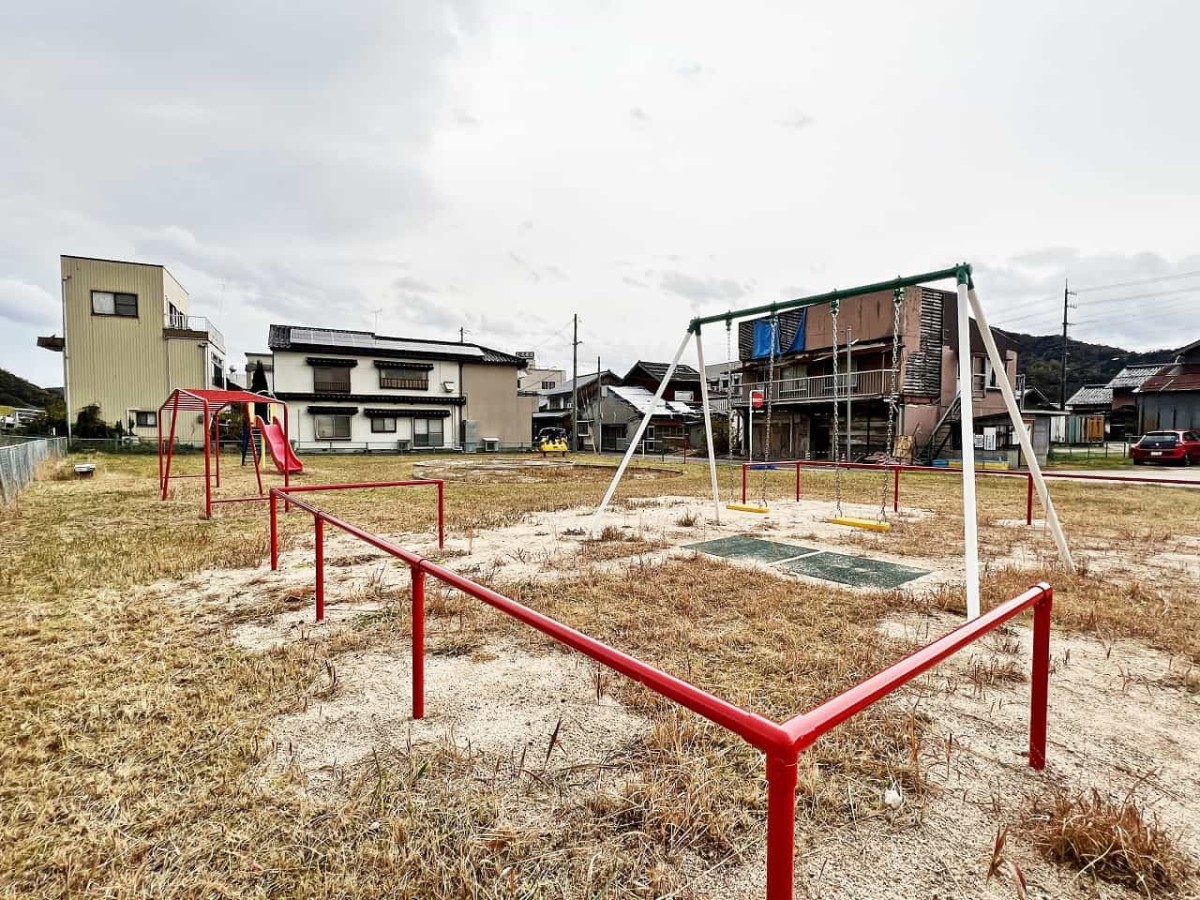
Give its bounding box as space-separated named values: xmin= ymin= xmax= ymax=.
xmin=1131 ymin=430 xmax=1200 ymax=466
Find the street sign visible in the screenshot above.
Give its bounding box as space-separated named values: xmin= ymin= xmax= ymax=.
xmin=750 ymin=389 xmax=765 ymax=410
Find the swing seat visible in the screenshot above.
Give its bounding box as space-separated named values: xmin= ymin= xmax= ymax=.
xmin=727 ymin=502 xmax=770 ymax=514
xmin=829 ymin=516 xmax=891 ymax=532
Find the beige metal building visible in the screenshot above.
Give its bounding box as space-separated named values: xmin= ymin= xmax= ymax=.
xmin=40 ymin=256 xmax=226 ymax=441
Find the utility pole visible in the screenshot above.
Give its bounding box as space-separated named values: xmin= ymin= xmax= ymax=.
xmin=570 ymin=314 xmax=580 ymax=452
xmin=1059 ymin=278 xmax=1076 ymax=409
xmin=594 ymin=354 xmax=601 ymax=453
xmin=459 ymin=326 xmax=465 ymax=343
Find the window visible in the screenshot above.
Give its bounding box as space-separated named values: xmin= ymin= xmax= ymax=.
xmin=577 ymin=420 xmax=591 ymax=436
xmin=313 ymin=367 xmax=351 ymax=393
xmin=92 ymin=290 xmax=138 ymax=317
xmin=212 ymin=356 xmax=225 ymax=389
xmin=379 ymin=367 xmax=429 ymax=390
xmin=370 ymin=417 xmax=397 ymax=433
xmin=315 ymin=415 xmax=351 ymax=440
xmin=135 ymin=411 xmax=157 ymax=428
xmin=674 ymin=389 xmax=694 ymax=402
xmin=541 ymin=380 xmax=557 ymax=389
xmin=413 ymin=417 xmax=444 ymax=448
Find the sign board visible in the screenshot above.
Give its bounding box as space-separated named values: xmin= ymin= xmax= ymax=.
xmin=983 ymin=427 xmax=997 ymax=451
xmin=750 ymin=390 xmax=765 ymax=410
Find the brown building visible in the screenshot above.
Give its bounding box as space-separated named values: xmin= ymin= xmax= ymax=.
xmin=734 ymin=287 xmax=1017 ymax=462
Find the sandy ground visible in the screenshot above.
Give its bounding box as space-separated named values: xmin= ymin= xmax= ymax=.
xmin=263 ymin=639 xmax=647 ymax=787
xmin=150 ymin=493 xmax=1199 ymax=898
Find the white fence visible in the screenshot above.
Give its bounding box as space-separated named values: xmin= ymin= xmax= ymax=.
xmin=0 ymin=436 xmax=67 ymax=503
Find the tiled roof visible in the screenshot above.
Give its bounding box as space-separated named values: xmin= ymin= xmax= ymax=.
xmin=627 ymin=361 xmax=702 ymax=382
xmin=1066 ymin=385 xmax=1112 ymax=407
xmin=1139 ymin=363 xmax=1200 ymax=394
xmin=1106 ymin=363 xmax=1168 ymax=389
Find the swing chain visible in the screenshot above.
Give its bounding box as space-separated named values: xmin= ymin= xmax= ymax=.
xmin=879 ymin=288 xmax=903 ymax=521
xmin=830 ymin=299 xmax=843 ymax=517
xmin=725 ymin=318 xmax=739 ymax=500
xmin=760 ymin=313 xmax=778 ymax=506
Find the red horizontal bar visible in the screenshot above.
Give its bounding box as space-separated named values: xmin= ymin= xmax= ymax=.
xmin=747 ymin=458 xmax=1197 ymax=488
xmin=781 ymin=582 xmax=1050 ymax=749
xmin=210 ymin=495 xmax=270 ymax=505
xmin=277 ymin=479 xmax=442 ymax=494
xmin=270 ymin=486 xmax=791 ymax=757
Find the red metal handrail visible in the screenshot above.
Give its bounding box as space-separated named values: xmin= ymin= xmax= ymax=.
xmin=742 ymin=457 xmax=1197 ymax=525
xmin=267 ymin=482 xmax=1053 ymax=900
xmin=269 ymin=479 xmax=445 ymax=619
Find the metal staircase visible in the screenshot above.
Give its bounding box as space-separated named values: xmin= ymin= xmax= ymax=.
xmin=918 ymin=392 xmax=961 ymax=463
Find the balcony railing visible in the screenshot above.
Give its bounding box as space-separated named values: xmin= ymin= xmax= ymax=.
xmin=737 ymin=369 xmax=893 ymax=405
xmin=164 ymin=313 xmax=225 ymax=352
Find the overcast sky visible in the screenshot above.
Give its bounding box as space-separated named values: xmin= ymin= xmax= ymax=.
xmin=2 ymin=1 xmax=1198 ymax=388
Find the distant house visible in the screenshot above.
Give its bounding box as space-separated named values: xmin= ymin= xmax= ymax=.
xmin=621 ymin=361 xmax=704 ymax=405
xmin=1136 ymin=339 xmax=1200 ymax=433
xmin=1064 ymin=384 xmax=1113 ymax=442
xmin=532 ymin=371 xmax=620 ymax=449
xmin=1107 ymin=363 xmax=1165 ymax=439
xmin=269 ymin=324 xmax=536 ymax=451
xmin=595 ymin=384 xmax=696 ymax=453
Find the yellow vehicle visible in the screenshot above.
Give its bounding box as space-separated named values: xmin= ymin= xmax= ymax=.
xmin=536 ymin=426 xmax=570 ymax=457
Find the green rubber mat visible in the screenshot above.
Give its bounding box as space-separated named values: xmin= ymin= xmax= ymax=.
xmin=782 ymin=552 xmax=929 ymax=589
xmin=686 ymin=535 xmax=817 ymax=564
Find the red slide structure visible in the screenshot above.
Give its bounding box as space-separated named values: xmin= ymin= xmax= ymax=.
xmin=255 ymin=416 xmax=304 ymax=474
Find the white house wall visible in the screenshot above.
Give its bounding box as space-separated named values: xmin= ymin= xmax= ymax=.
xmin=273 ymin=351 xmax=460 ymax=449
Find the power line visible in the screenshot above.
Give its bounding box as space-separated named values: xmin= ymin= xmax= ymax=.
xmin=1074 ymin=269 xmax=1200 ymax=293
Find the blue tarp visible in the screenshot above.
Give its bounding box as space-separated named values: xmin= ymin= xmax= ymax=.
xmin=786 ymin=309 xmax=807 ymax=353
xmin=752 ymin=319 xmax=778 ymax=358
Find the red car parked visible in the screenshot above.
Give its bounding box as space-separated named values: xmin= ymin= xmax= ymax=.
xmin=1131 ymin=430 xmax=1200 ymax=466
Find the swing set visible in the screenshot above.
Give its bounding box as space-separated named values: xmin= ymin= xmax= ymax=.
xmin=591 ymin=264 xmax=1075 ymax=619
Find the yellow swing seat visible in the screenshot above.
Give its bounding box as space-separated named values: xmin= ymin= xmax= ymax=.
xmin=726 ymin=502 xmax=770 ymax=514
xmin=829 ymin=516 xmax=892 ymax=532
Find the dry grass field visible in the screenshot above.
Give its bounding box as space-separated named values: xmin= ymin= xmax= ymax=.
xmin=1 ymin=452 xmax=1197 ymax=899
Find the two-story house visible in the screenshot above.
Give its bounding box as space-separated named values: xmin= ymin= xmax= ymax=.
xmin=734 ymin=287 xmax=1018 ymax=463
xmin=268 ymin=325 xmax=537 ymax=450
xmin=38 ymin=255 xmax=226 ymax=441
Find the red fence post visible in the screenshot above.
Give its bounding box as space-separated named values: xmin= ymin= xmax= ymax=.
xmin=1026 ymin=473 xmax=1034 ymax=526
xmin=893 ymin=465 xmax=901 ymax=513
xmin=269 ymin=492 xmax=279 ymax=571
xmin=412 ymin=564 xmax=426 ymax=719
xmin=742 ymin=464 xmax=748 ymax=504
xmin=794 ymin=462 xmax=800 ymax=501
xmin=1029 ymin=588 xmax=1052 ymax=769
xmin=436 ymin=481 xmax=445 ymax=550
xmin=765 ymin=754 xmax=798 ymax=900
xmin=314 ymin=515 xmax=325 ymax=622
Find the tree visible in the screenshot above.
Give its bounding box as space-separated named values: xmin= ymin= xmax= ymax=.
xmin=23 ymin=397 xmax=67 ymax=437
xmin=250 ymin=361 xmax=270 ymax=421
xmin=75 ymin=405 xmax=113 ymax=438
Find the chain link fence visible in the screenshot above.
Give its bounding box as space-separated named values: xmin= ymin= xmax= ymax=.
xmin=0 ymin=436 xmax=68 ymax=503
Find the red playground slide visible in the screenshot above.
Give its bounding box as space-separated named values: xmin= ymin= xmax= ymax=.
xmin=255 ymin=416 xmax=304 ymax=474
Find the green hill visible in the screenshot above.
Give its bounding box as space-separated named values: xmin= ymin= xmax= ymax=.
xmin=999 ymin=331 xmax=1177 ymax=404
xmin=0 ymin=368 xmax=54 ymax=409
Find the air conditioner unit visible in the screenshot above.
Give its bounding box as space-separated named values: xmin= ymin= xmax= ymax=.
xmin=483 ymin=438 xmax=500 ymax=453
xmin=442 ymin=380 xmax=456 ymax=393
xmin=397 ymin=439 xmax=411 ymax=452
